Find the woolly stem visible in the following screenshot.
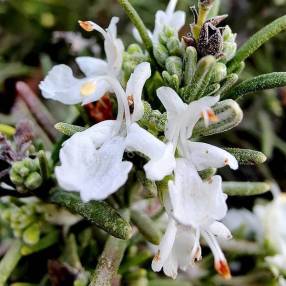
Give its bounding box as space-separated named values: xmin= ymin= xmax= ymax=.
xmin=118 ymin=0 xmax=153 ymax=57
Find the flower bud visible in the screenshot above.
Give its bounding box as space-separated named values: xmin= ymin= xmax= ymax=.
xmin=159 ymin=26 xmax=175 ymax=45
xmin=162 ymin=71 xmax=180 ymax=91
xmin=222 ymin=25 xmax=237 ymax=62
xmin=153 ymin=43 xmax=169 ymax=67
xmin=166 ymin=36 xmax=181 ymax=55
xmin=10 ymin=172 xmax=24 ymax=185
xmin=212 ymin=62 xmax=227 ymax=83
xmin=165 ymin=56 xmax=183 ymax=82
xmin=23 ymin=222 xmax=41 ymax=245
xmin=184 ymin=46 xmax=198 ymax=85
xmin=127 ymin=43 xmax=143 ymax=54
xmin=24 ymin=172 xmax=43 ymax=190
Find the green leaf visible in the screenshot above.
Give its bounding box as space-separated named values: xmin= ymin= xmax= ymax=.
xmin=224 ymin=148 xmax=267 ymax=165
xmin=37 ymin=150 xmax=50 ymax=181
xmin=183 ymin=55 xmax=216 ymax=102
xmin=21 ymin=230 xmax=59 ymax=256
xmin=192 ymin=99 xmax=243 ymax=137
xmin=227 ymin=72 xmax=286 ymax=100
xmin=223 ymin=182 xmax=271 ymax=196
xmin=258 ymin=111 xmax=275 ymax=157
xmin=228 ymin=15 xmax=286 ymax=73
xmin=131 ymin=209 xmax=161 ymax=245
xmin=49 ymin=189 xmax=132 ymax=240
xmin=0 ymin=240 xmax=22 ymax=285
xmin=54 ymin=122 xmax=86 ymax=136
xmin=219 ymin=73 xmax=239 ymax=98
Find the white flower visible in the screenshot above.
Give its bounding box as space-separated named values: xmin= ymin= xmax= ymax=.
xmin=156 ymin=86 xmax=238 ymax=171
xmin=152 ymin=86 xmax=237 ymax=278
xmin=55 ymin=63 xmax=176 ymax=201
xmin=168 ymin=159 xmax=228 ymax=227
xmin=254 ymin=187 xmax=286 ymax=256
xmin=152 ymin=215 xmax=232 ymax=279
xmin=40 ymin=17 xmax=124 ymax=105
xmin=133 ymin=0 xmax=186 ymax=43
xmin=153 ymin=0 xmax=186 ymax=43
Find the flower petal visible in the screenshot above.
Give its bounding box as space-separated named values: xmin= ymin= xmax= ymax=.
xmin=152 ymin=218 xmax=177 ymax=272
xmin=126 ymin=123 xmax=176 ymax=181
xmin=169 ymin=11 xmax=186 ymax=32
xmin=209 ymin=221 xmax=232 ymax=240
xmin=125 ymin=62 xmax=152 ymax=122
xmin=156 ymin=87 xmax=187 ymax=143
xmin=39 ymin=64 xmax=83 ymax=104
xmin=55 ymin=121 xmax=132 ymax=201
xmin=186 ymin=95 xmax=220 ymax=138
xmin=104 ymin=17 xmax=124 ymax=76
xmin=186 ymin=141 xmax=238 ymax=170
xmin=169 ymin=160 xmax=228 ymax=227
xmin=75 ymin=57 xmax=108 ymax=77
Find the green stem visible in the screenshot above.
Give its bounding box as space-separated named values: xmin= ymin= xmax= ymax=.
xmin=89 ymin=236 xmax=127 ymax=286
xmin=228 ymin=15 xmax=286 ymax=73
xmin=130 ymin=209 xmax=161 ymax=245
xmin=227 ymin=72 xmax=286 ymax=100
xmin=90 ymin=210 xmax=130 ymax=286
xmin=117 ymin=0 xmax=153 ymax=57
xmin=0 ymin=240 xmax=22 ymax=285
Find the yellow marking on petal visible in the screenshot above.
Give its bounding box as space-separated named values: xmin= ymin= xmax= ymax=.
xmin=207 ymin=110 xmax=219 ymax=123
xmin=78 ymin=21 xmax=93 ymax=32
xmin=80 ymin=82 xmax=96 ymax=97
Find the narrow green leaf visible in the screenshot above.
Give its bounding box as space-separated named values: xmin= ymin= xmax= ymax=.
xmin=192 ymin=99 xmax=243 ymax=138
xmin=227 ymin=72 xmax=286 ymax=100
xmin=131 ymin=209 xmax=161 ymax=245
xmin=0 ymin=240 xmax=22 ymax=285
xmin=183 ymin=55 xmax=216 ymax=102
xmin=37 ymin=150 xmax=50 ymax=181
xmin=54 ymin=122 xmax=86 ymax=136
xmin=228 ymin=15 xmax=286 ymax=72
xmin=49 ymin=189 xmax=132 ymax=240
xmin=258 ymin=111 xmax=275 ymax=157
xmin=149 ymin=280 xmax=190 ymax=286
xmin=21 ymin=231 xmax=59 ymax=256
xmin=204 ymin=83 xmax=220 ymax=96
xmin=119 ymin=249 xmax=152 ymax=274
xmin=183 ymin=46 xmax=198 ymax=85
xmin=224 ymin=148 xmax=267 ymax=165
xmin=223 ymin=182 xmax=271 ymax=196
xmin=219 ymin=73 xmax=239 ymax=98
